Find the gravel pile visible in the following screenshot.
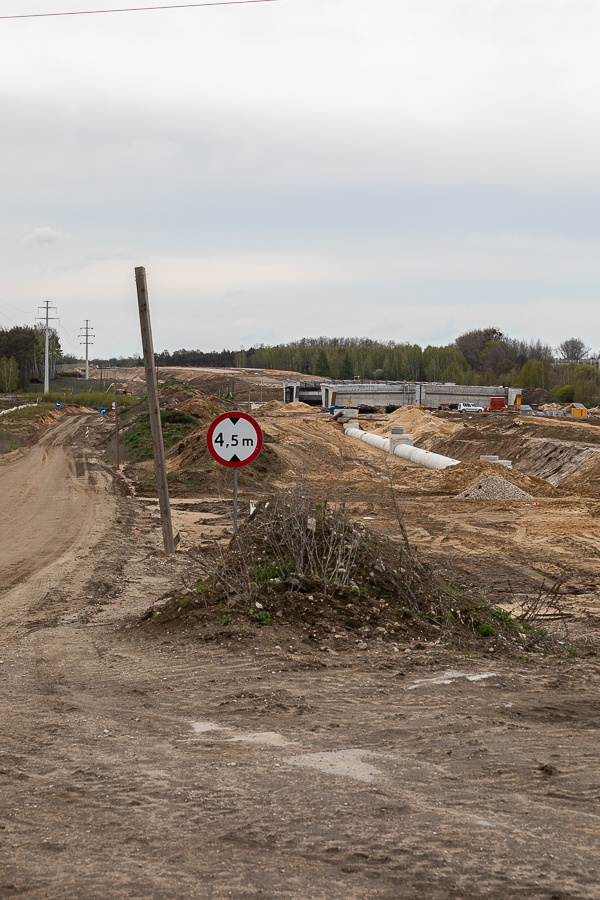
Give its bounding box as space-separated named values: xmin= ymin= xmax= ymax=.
xmin=455 ymin=475 xmax=534 ymax=500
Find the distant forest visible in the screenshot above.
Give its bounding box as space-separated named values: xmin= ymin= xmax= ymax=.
xmin=77 ymin=328 xmax=599 ymax=407
xmin=0 ymin=325 xmax=61 ymax=391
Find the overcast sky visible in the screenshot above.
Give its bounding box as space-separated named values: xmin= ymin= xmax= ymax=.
xmin=1 ymin=0 xmax=599 ymax=359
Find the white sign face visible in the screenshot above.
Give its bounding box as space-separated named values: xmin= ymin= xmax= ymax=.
xmin=206 ymin=412 xmax=263 ymax=468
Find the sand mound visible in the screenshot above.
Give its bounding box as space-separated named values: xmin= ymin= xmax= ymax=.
xmin=258 ymin=400 xmax=315 ymax=414
xmin=252 ymin=400 xmax=320 ymax=418
xmin=386 ymin=406 xmax=430 ymax=426
xmin=286 ymin=401 xmax=315 ymax=411
xmin=455 ymin=476 xmax=534 ymax=500
xmin=368 ymin=406 xmax=460 ymax=442
xmin=154 ymin=384 xmax=227 ymax=422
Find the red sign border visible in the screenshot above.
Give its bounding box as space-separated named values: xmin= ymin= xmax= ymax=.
xmin=206 ymin=411 xmax=264 ymax=468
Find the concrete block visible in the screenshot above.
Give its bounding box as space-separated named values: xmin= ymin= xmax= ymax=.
xmin=390 ymin=435 xmax=414 ymax=452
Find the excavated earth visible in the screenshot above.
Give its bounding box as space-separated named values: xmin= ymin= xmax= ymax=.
xmin=1 ymin=378 xmax=599 ymax=899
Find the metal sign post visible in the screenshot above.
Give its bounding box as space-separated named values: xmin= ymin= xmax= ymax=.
xmin=206 ymin=411 xmax=263 ymax=535
xmin=233 ymin=468 xmax=238 ymax=534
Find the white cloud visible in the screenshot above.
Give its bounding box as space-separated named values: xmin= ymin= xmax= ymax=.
xmin=23 ymin=227 xmax=66 ymax=246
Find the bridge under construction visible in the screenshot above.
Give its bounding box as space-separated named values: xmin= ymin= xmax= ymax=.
xmin=284 ymin=379 xmax=522 ymax=410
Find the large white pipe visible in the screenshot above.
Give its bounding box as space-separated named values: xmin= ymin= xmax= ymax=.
xmin=0 ymin=404 xmax=37 ymax=417
xmin=344 ymin=425 xmax=460 ymax=470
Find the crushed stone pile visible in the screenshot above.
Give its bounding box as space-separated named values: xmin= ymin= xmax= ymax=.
xmin=440 ymin=461 xmax=552 ymax=497
xmin=455 ymin=475 xmax=534 ymax=500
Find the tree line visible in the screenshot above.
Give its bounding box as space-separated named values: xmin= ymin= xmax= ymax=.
xmin=149 ymin=329 xmax=598 ymax=406
xmin=0 ymin=326 xmax=61 ymax=392
xmin=48 ymin=327 xmax=600 ymax=407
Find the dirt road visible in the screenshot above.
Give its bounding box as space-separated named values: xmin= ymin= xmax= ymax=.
xmin=0 ymin=417 xmax=116 ymax=614
xmin=1 ymin=415 xmax=599 ymax=899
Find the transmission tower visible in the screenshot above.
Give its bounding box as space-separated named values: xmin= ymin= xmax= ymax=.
xmin=36 ymin=302 xmax=58 ymax=394
xmin=79 ymin=320 xmax=95 ymax=381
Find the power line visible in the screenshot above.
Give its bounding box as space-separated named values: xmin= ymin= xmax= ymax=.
xmin=58 ymin=318 xmax=80 ymax=344
xmin=58 ymin=321 xmax=80 ymax=354
xmin=0 ymin=309 xmax=24 ymax=329
xmin=0 ymin=0 xmax=281 ymax=21
xmin=0 ymin=299 xmax=36 ymax=317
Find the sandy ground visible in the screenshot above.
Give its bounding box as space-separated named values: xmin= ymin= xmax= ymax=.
xmin=1 ymin=405 xmax=600 ymax=899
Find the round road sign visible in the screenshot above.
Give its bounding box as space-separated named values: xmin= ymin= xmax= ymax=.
xmin=206 ymin=411 xmax=263 ymax=468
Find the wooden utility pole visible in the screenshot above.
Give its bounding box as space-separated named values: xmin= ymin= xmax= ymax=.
xmin=114 ymin=372 xmax=120 ymax=472
xmin=134 ymin=267 xmax=175 ymax=555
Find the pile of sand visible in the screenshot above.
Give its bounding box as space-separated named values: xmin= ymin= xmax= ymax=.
xmin=257 ymin=400 xmax=315 ymax=414
xmin=386 ymin=406 xmax=431 ymax=427
xmin=369 ymin=407 xmax=460 ymax=442
xmin=153 ymin=384 xmax=227 ymax=423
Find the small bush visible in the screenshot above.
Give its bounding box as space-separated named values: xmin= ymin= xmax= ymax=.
xmin=551 ymin=384 xmax=575 ymax=403
xmin=491 ymin=606 xmax=518 ymax=629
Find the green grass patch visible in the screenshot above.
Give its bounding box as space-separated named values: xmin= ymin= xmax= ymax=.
xmin=40 ymin=391 xmax=138 ymax=411
xmin=122 ymin=409 xmax=200 ymax=462
xmin=251 ymin=561 xmax=292 ymax=583
xmin=491 ymin=606 xmax=521 ymax=630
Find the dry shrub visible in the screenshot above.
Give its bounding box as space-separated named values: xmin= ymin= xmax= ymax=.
xmin=202 ymin=488 xmax=540 ymax=649
xmin=210 ymin=488 xmax=432 ymax=610
xmin=141 ymin=488 xmax=573 ymax=654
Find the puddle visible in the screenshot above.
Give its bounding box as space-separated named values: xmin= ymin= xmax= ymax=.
xmin=407 ymin=671 xmax=498 ymax=690
xmin=283 ymin=749 xmax=381 ymax=783
xmin=227 ymin=731 xmax=292 ymax=747
xmin=191 ymin=721 xmax=230 ymax=734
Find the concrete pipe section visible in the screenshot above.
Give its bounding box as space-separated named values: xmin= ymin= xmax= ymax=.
xmin=343 ymin=424 xmax=460 ymax=471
